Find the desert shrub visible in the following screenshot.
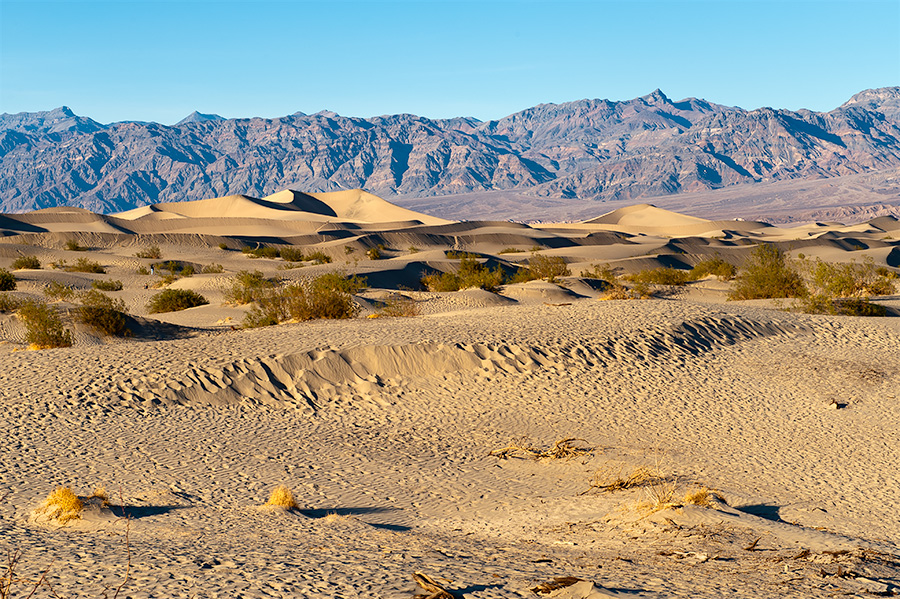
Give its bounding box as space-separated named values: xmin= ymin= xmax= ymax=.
xmin=279 ymin=246 xmax=305 ymax=262
xmin=366 ymin=247 xmax=382 ymax=260
xmin=202 ymin=263 xmax=224 ymax=274
xmin=12 ymin=255 xmax=40 ymax=270
xmin=224 ymin=270 xmax=278 ymax=304
xmin=218 ymin=242 xmax=229 ymax=250
xmin=18 ymin=300 xmax=73 ymax=348
xmin=445 ymin=250 xmax=475 ymax=260
xmin=690 ymin=257 xmax=737 ymax=281
xmin=312 ymin=271 xmax=367 ymax=294
xmin=134 ymin=245 xmax=162 ymax=259
xmin=306 ymin=250 xmax=332 ymax=264
xmin=508 ymin=268 xmax=539 ymax=284
xmin=265 ymin=485 xmax=298 ymax=509
xmin=67 ymin=257 xmax=105 ymax=274
xmin=808 ymin=256 xmax=896 ymax=298
xmin=796 ymin=295 xmax=888 ymax=317
xmin=92 ymin=279 xmax=123 ymax=291
xmin=377 ymin=296 xmax=418 ymax=317
xmin=0 ymin=268 xmax=16 ymax=291
xmin=136 ymin=265 xmax=150 ymax=275
xmin=152 ymin=273 xmax=179 ymax=288
xmin=422 ymin=256 xmax=504 ymax=293
xmin=243 ymin=273 xmax=362 ymax=327
xmin=527 ymin=254 xmax=570 ymax=282
xmin=728 ymin=244 xmax=806 ymax=300
xmin=581 ymin=263 xmax=619 ymax=283
xmin=74 ymin=290 xmax=129 ymax=336
xmin=407 ymin=246 xmax=420 ymax=254
xmin=600 ymin=283 xmax=652 ymax=300
xmin=64 ymin=239 xmax=87 ymax=251
xmin=180 ymin=264 xmax=195 ymax=277
xmin=0 ymin=292 xmax=21 ymax=313
xmin=146 ymin=289 xmax=208 ymax=313
xmin=498 ymin=247 xmax=524 ymax=254
xmin=44 ymin=280 xmax=75 ymax=301
xmin=243 ymin=245 xmax=280 ymax=259
xmin=624 ymin=267 xmax=692 ymax=286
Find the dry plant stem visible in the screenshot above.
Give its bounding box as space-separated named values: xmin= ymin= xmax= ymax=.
xmin=111 ymin=487 xmax=132 ymax=599
xmin=412 ymin=571 xmax=457 ymax=599
xmin=489 ymin=438 xmax=593 ymax=461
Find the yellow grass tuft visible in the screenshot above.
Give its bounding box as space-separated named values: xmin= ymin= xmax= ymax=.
xmin=265 ymin=485 xmax=298 ymax=509
xmin=585 ymin=465 xmax=657 ymax=494
xmin=39 ymin=487 xmax=83 ymax=524
xmin=683 ymin=486 xmax=726 ymax=508
xmin=490 ymin=438 xmax=593 ymax=461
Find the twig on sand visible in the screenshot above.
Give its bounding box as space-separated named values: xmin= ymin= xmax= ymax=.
xmin=412 ymin=571 xmax=457 ymax=599
xmin=489 ymin=438 xmax=594 ymax=461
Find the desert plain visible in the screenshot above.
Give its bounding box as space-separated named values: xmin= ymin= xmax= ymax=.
xmin=0 ymin=188 xmax=899 ymax=598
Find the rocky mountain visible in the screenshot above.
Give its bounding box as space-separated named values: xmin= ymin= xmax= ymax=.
xmin=1 ymin=87 xmax=899 ymax=214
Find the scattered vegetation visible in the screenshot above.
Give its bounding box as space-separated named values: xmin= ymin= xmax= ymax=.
xmin=64 ymin=239 xmax=87 ymax=252
xmin=305 ymin=250 xmax=332 ymax=265
xmin=66 ymin=257 xmax=105 ymax=274
xmin=422 ymin=255 xmax=505 ymax=293
xmin=728 ymin=244 xmax=806 ymax=300
xmin=511 ymin=254 xmax=571 ymax=284
xmin=279 ymin=246 xmax=305 ymax=262
xmin=580 ymin=263 xmax=620 ymax=283
xmin=202 ymin=263 xmax=224 ymax=274
xmin=623 ymin=267 xmax=692 ymax=286
xmin=136 ymin=265 xmax=150 ymax=275
xmin=134 ymin=245 xmax=162 ymax=259
xmin=242 ymin=245 xmax=280 ymax=259
xmin=376 ymin=295 xmax=419 ymax=318
xmin=407 ymin=246 xmax=420 ymax=254
xmin=243 ymin=272 xmax=363 ymax=328
xmin=146 ymin=289 xmax=208 ymax=314
xmin=18 ymin=300 xmax=74 ymax=349
xmin=0 ymin=269 xmax=15 ymax=291
xmin=584 ymin=464 xmax=658 ymax=493
xmin=92 ymin=279 xmax=123 ymax=291
xmin=152 ymin=273 xmax=180 ymax=288
xmin=265 ymin=485 xmax=298 ymax=509
xmin=218 ymin=242 xmax=229 ymax=250
xmin=224 ymin=270 xmax=279 ymax=304
xmin=74 ymin=290 xmax=130 ymax=336
xmin=498 ymin=247 xmax=524 ymax=254
xmin=43 ymin=280 xmax=75 ymax=301
xmin=0 ymin=293 xmax=21 ymax=313
xmin=489 ymin=438 xmax=593 ymax=461
xmin=366 ymin=246 xmax=382 ymax=260
xmin=690 ymin=256 xmax=737 ymax=281
xmin=11 ymin=255 xmax=40 ymax=270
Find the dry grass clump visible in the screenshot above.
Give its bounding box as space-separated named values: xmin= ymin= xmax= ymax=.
xmin=490 ymin=438 xmax=593 ymax=461
xmin=265 ymin=485 xmax=298 ymax=509
xmin=583 ymin=464 xmax=659 ymax=494
xmin=639 ymin=484 xmax=727 ymax=514
xmin=36 ymin=487 xmax=83 ymax=524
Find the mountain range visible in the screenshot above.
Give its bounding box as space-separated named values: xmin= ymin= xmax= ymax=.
xmin=1 ymin=87 xmax=899 ymax=216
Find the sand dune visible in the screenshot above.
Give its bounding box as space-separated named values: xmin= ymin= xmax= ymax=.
xmin=0 ymin=191 xmax=898 ymax=598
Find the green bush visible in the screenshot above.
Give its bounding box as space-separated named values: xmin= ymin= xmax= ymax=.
xmin=796 ymin=295 xmax=888 ymax=317
xmin=218 ymin=242 xmax=229 ymax=250
xmin=180 ymin=264 xmax=195 ymax=277
xmin=580 ymin=263 xmax=619 ymax=283
xmin=498 ymin=248 xmax=524 ymax=254
xmin=528 ymin=254 xmax=570 ymax=282
xmin=306 ymin=250 xmax=332 ymax=265
xmin=74 ymin=290 xmax=129 ymax=336
xmin=0 ymin=268 xmax=16 ymax=291
xmin=135 ymin=245 xmax=162 ymax=259
xmin=202 ymin=263 xmax=224 ymax=274
xmin=136 ymin=265 xmax=150 ymax=275
xmin=279 ymin=247 xmax=305 ymax=262
xmin=243 ymin=273 xmax=361 ymax=328
xmin=18 ymin=300 xmax=73 ymax=348
xmin=0 ymin=293 xmax=21 ymax=313
xmin=808 ymin=256 xmax=895 ymax=298
xmin=366 ymin=247 xmax=382 ymax=260
xmin=624 ymin=267 xmax=692 ymax=286
xmin=242 ymin=245 xmax=280 ymax=259
xmin=64 ymin=239 xmax=87 ymax=251
xmin=147 ymin=289 xmax=208 ymax=314
xmin=690 ymin=257 xmax=737 ymax=281
xmin=422 ymin=256 xmax=504 ymax=293
xmin=152 ymin=273 xmax=179 ymax=288
xmin=224 ymin=270 xmax=278 ymax=304
xmin=92 ymin=279 xmax=123 ymax=291
xmin=12 ymin=256 xmax=40 ymax=270
xmin=44 ymin=280 xmax=75 ymax=301
xmin=67 ymin=257 xmax=105 ymax=274
xmin=408 ymin=246 xmax=420 ymax=254
xmin=729 ymin=244 xmax=806 ymax=300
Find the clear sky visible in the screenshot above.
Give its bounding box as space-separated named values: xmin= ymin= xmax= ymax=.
xmin=1 ymin=0 xmax=898 ymax=125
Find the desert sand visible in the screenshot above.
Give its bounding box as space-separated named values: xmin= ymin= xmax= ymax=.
xmin=0 ymin=189 xmax=898 ymax=598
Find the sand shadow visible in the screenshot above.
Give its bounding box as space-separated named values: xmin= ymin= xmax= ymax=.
xmin=735 ymin=503 xmax=784 ymax=523
xmin=300 ymin=506 xmax=410 ymax=531
xmin=115 ymin=504 xmax=189 ymax=520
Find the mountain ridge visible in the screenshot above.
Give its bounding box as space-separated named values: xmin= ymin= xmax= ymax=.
xmin=1 ymin=87 xmax=899 ymax=215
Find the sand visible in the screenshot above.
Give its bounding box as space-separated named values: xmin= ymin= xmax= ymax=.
xmin=0 ymin=189 xmax=898 ymax=598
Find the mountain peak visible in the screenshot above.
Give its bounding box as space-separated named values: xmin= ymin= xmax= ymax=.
xmin=640 ymin=89 xmax=671 ymax=105
xmin=174 ymin=111 xmax=226 ymax=126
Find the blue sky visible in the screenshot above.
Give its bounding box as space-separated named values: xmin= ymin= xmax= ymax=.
xmin=1 ymin=0 xmax=898 ymax=124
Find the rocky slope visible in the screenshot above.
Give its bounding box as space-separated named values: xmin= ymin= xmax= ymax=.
xmin=1 ymin=87 xmax=899 ymax=213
